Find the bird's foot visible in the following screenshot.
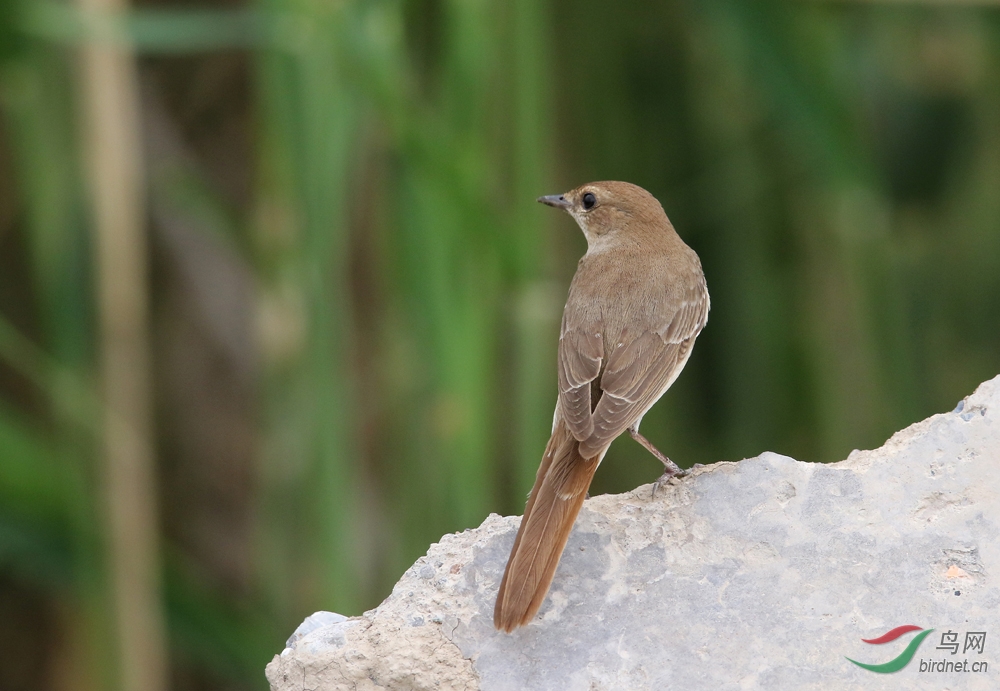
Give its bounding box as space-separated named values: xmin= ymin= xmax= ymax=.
xmin=629 ymin=426 xmax=687 ymax=498
xmin=651 ymin=466 xmax=687 ymax=499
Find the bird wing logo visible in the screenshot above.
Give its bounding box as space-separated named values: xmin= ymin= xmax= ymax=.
xmin=846 ymin=625 xmax=934 ymax=673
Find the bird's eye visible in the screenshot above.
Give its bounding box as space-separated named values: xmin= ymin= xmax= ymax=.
xmin=582 ymin=192 xmax=596 ymax=209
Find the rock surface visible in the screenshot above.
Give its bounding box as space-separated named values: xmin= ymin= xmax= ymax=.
xmin=266 ymin=376 xmax=1000 ymax=690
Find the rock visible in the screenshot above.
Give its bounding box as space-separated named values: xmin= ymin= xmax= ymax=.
xmin=285 ymin=611 xmax=349 ymax=649
xmin=266 ymin=376 xmax=1000 ymax=690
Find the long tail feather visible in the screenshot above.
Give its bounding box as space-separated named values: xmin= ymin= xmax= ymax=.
xmin=494 ymin=420 xmax=601 ymax=632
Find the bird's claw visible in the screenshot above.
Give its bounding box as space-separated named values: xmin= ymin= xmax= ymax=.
xmin=650 ymin=466 xmax=687 ymax=499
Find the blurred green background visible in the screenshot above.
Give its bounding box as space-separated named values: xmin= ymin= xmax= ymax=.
xmin=1 ymin=0 xmax=999 ymax=689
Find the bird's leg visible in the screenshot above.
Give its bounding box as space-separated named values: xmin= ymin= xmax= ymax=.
xmin=628 ymin=426 xmax=686 ymax=497
xmin=628 ymin=426 xmax=685 ymax=476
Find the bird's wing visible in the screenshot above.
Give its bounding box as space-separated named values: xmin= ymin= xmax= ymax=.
xmin=557 ymin=324 xmax=603 ymax=442
xmin=578 ymin=282 xmax=708 ymax=458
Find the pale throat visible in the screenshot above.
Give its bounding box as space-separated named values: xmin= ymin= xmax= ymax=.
xmin=579 ymin=226 xmax=619 ymax=256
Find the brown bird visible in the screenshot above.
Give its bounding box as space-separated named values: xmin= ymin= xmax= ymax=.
xmin=493 ymin=181 xmax=709 ymax=632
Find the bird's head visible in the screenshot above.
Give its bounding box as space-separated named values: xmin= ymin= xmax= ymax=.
xmin=537 ymin=181 xmax=669 ymax=251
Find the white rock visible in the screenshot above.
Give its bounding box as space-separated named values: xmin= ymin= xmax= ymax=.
xmin=266 ymin=375 xmax=1000 ymax=690
xmin=284 ymin=611 xmax=350 ymax=651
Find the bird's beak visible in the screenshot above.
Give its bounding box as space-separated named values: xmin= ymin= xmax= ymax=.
xmin=537 ymin=194 xmax=572 ymax=210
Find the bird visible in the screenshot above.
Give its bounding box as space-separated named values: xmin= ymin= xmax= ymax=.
xmin=493 ymin=181 xmax=709 ymax=632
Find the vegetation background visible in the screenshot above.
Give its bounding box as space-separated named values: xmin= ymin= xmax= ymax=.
xmin=1 ymin=0 xmax=998 ymax=689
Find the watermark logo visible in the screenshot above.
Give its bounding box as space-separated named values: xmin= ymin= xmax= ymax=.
xmin=847 ymin=625 xmax=934 ymax=673
xmin=922 ymin=629 xmax=989 ymax=673
xmin=848 ymin=625 xmax=989 ymax=674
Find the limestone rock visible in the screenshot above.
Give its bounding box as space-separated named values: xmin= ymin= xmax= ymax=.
xmin=266 ymin=375 xmax=1000 ymax=690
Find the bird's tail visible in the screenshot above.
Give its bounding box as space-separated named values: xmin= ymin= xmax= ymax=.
xmin=494 ymin=419 xmax=601 ymax=632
